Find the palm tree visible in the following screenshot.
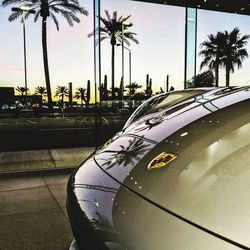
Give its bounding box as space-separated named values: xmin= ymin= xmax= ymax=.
xmin=221 ymin=28 xmax=249 ymax=86
xmin=187 ymin=70 xmax=215 ymax=88
xmin=2 ymin=0 xmax=88 ymax=109
xmin=199 ymin=32 xmax=224 ymax=87
xmin=74 ymin=87 xmax=86 ymax=105
xmin=88 ymin=10 xmax=139 ymax=99
xmin=126 ymin=82 xmax=142 ymax=95
xmin=55 ymin=86 xmax=69 ymax=103
xmin=16 ymin=86 xmax=28 ymax=97
xmin=34 ymin=86 xmax=47 ymax=103
xmin=112 ymin=87 xmax=122 ymax=99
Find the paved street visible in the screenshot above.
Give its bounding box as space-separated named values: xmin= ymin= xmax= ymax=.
xmin=0 ymin=116 xmax=128 ymax=151
xmin=0 ymin=170 xmax=74 ymax=250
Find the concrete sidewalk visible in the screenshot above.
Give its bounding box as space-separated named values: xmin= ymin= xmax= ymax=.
xmin=0 ymin=170 xmax=74 ymax=250
xmin=0 ymin=147 xmax=95 ymax=173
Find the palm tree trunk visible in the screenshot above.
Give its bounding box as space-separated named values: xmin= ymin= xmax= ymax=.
xmin=226 ymin=67 xmax=230 ymax=87
xmin=61 ymin=94 xmax=64 ymax=117
xmin=42 ymin=17 xmax=52 ymax=110
xmin=111 ymin=44 xmax=115 ymax=99
xmin=215 ymin=66 xmax=219 ymax=87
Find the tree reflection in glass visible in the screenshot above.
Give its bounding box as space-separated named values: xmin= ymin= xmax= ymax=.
xmin=133 ymin=115 xmax=165 ymax=133
xmin=100 ymin=138 xmax=150 ymax=170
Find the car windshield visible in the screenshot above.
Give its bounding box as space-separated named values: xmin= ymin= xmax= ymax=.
xmin=124 ymin=89 xmax=209 ymax=128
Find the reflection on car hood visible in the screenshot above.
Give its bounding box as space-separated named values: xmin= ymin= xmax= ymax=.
xmin=123 ymin=87 xmax=238 ymax=129
xmin=94 ymin=86 xmax=250 ymax=248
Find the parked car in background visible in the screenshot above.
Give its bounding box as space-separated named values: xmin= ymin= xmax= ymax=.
xmin=16 ymin=103 xmax=25 ymax=110
xmin=0 ymin=103 xmax=25 ymax=110
xmin=9 ymin=103 xmax=25 ymax=110
xmin=67 ymin=86 xmax=250 ymax=250
xmin=53 ymin=105 xmax=60 ymax=111
xmin=0 ymin=104 xmax=9 ymax=110
xmin=41 ymin=105 xmax=49 ymax=110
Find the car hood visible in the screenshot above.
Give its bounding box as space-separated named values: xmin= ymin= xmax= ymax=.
xmin=70 ymin=156 xmax=242 ymax=250
xmin=93 ymin=87 xmax=250 ymax=248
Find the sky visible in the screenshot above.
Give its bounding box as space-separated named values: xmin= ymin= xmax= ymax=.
xmin=1 ymin=0 xmax=250 ymax=101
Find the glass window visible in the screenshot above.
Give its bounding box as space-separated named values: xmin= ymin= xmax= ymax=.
xmin=0 ymin=0 xmax=100 ymax=173
xmin=197 ymin=9 xmax=250 ymax=87
xmin=3 ymin=0 xmax=249 ymax=174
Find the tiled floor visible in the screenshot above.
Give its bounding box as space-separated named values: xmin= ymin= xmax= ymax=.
xmin=0 ymin=170 xmax=74 ymax=250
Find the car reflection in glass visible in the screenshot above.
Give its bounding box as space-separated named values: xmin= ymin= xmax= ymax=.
xmin=67 ymin=87 xmax=250 ymax=250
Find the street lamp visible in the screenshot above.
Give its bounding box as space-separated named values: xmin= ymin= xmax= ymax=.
xmin=117 ymin=44 xmax=132 ymax=95
xmin=121 ymin=21 xmax=132 ymax=107
xmin=12 ymin=6 xmax=35 ymax=103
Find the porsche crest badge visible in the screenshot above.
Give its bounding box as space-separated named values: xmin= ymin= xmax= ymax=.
xmin=148 ymin=152 xmax=177 ymax=170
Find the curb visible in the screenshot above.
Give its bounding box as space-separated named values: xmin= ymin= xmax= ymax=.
xmin=0 ymin=166 xmax=76 ymax=178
